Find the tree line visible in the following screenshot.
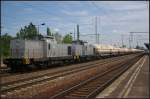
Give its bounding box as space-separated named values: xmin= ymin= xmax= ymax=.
xmin=1 ymin=22 xmax=73 ymax=57
xmin=16 ymin=22 xmax=72 ymax=43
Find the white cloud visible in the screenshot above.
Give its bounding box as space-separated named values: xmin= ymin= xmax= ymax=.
xmin=61 ymin=10 xmax=89 ymax=16
xmin=23 ymin=8 xmax=33 ymax=12
xmin=54 ymin=28 xmax=59 ymax=32
xmin=92 ymin=1 xmax=148 ymax=10
xmin=96 ymin=3 xmax=149 ymax=32
xmin=86 ymin=1 xmax=149 ymax=47
xmin=112 ymin=30 xmax=117 ymax=33
xmin=1 ymin=27 xmax=8 ymax=32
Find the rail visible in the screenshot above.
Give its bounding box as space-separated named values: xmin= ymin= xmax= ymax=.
xmin=51 ymin=54 xmax=143 ymax=99
xmin=0 ymin=53 xmax=143 ymax=98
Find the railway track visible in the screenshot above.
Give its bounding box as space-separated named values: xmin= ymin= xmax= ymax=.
xmin=0 ymin=53 xmax=143 ymax=97
xmin=1 ymin=54 xmax=138 ymax=85
xmin=0 ymin=54 xmax=133 ymax=92
xmin=0 ymin=68 xmax=10 ymax=76
xmin=51 ymin=54 xmax=143 ymax=99
xmin=0 ymin=54 xmax=135 ymax=78
xmin=1 ymin=54 xmax=135 ymax=84
xmin=0 ymin=58 xmax=95 ymax=78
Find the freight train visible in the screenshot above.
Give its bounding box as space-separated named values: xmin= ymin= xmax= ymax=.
xmin=3 ymin=36 xmax=143 ymax=72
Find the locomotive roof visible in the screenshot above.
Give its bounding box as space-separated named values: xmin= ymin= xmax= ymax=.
xmin=72 ymin=40 xmax=87 ymax=45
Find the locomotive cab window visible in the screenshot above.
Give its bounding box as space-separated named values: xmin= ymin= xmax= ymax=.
xmin=48 ymin=43 xmax=51 ymax=50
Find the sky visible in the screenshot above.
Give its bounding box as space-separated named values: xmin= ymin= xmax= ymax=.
xmin=1 ymin=1 xmax=149 ymax=48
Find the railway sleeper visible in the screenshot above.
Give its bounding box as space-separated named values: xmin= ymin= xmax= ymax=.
xmin=70 ymin=91 xmax=91 ymax=95
xmin=85 ymin=82 xmax=102 ymax=85
xmin=65 ymin=95 xmax=84 ymax=99
xmin=74 ymin=90 xmax=95 ymax=94
xmin=65 ymin=94 xmax=88 ymax=99
xmin=82 ymin=85 xmax=99 ymax=88
xmin=78 ymin=88 xmax=95 ymax=91
xmin=83 ymin=81 xmax=105 ymax=87
xmin=72 ymin=90 xmax=92 ymax=94
xmin=88 ymin=77 xmax=106 ymax=83
xmin=75 ymin=88 xmax=95 ymax=92
xmin=66 ymin=93 xmax=89 ymax=98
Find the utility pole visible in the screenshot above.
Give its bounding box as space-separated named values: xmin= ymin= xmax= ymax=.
xmin=37 ymin=25 xmax=39 ymax=35
xmin=98 ymin=33 xmax=100 ymax=44
xmin=117 ymin=42 xmax=120 ymax=47
xmin=121 ymin=34 xmax=124 ymax=47
xmin=95 ymin=16 xmax=98 ymax=44
xmin=74 ymin=27 xmax=76 ymax=41
xmin=130 ymin=32 xmax=148 ymax=48
xmin=0 ymin=26 xmax=4 ymax=36
xmin=136 ymin=41 xmax=139 ymax=47
xmin=77 ymin=24 xmax=80 ymax=41
xmin=98 ymin=16 xmax=100 ymax=44
xmin=129 ymin=36 xmax=131 ymax=49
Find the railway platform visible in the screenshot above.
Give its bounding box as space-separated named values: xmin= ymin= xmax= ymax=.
xmin=96 ymin=55 xmax=149 ymax=98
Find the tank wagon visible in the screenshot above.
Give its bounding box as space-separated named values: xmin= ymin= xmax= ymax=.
xmin=93 ymin=44 xmax=143 ymax=57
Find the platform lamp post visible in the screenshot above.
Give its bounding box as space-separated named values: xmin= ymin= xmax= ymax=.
xmin=0 ymin=26 xmax=4 ymax=66
xmin=70 ymin=32 xmax=73 ymax=41
xmin=0 ymin=26 xmax=4 ymax=36
xmin=36 ymin=23 xmax=46 ymax=35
